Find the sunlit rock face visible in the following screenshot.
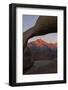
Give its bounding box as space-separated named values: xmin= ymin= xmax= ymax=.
xmin=23 ymin=47 xmax=34 ymax=70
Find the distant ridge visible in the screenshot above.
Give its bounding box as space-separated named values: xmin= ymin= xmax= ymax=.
xmin=28 ymin=39 xmax=57 ymax=48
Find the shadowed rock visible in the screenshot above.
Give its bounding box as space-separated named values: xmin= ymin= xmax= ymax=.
xmin=23 ymin=46 xmax=33 ymax=70
xmin=24 ymin=59 xmax=57 ymax=74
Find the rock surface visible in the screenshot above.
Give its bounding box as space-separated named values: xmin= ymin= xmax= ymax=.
xmin=23 ymin=47 xmax=33 ymax=70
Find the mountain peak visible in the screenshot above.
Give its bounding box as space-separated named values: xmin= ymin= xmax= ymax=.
xmin=28 ymin=39 xmax=57 ymax=48
xmin=32 ymin=39 xmax=47 ymax=47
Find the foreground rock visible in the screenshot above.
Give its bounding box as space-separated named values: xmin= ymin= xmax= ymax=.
xmin=23 ymin=59 xmax=57 ymax=74
xmin=23 ymin=47 xmax=34 ymax=70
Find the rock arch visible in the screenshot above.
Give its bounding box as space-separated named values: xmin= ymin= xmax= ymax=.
xmin=23 ymin=16 xmax=57 ymax=49
xmin=23 ymin=16 xmax=57 ymax=70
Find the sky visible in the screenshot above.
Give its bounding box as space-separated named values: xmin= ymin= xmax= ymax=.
xmin=23 ymin=15 xmax=57 ymax=43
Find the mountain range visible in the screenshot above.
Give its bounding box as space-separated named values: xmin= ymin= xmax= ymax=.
xmin=28 ymin=39 xmax=57 ymax=48
xmin=27 ymin=39 xmax=57 ymax=60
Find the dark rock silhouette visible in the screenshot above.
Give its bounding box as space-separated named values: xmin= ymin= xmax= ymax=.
xmin=23 ymin=47 xmax=33 ymax=70
xmin=24 ymin=60 xmax=57 ymax=74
